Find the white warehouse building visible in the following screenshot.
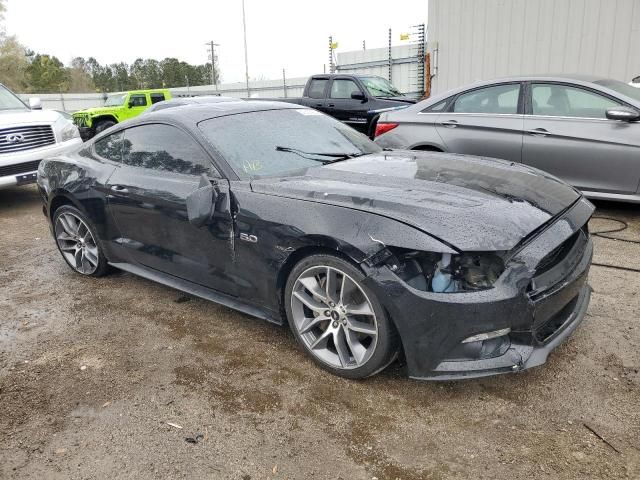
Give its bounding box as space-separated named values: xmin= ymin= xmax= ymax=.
xmin=427 ymin=0 xmax=640 ymax=95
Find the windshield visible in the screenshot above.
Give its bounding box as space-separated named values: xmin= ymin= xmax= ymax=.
xmin=104 ymin=94 xmax=126 ymax=107
xmin=198 ymin=108 xmax=381 ymax=179
xmin=360 ymin=76 xmax=403 ymax=98
xmin=594 ymin=79 xmax=640 ymax=103
xmin=0 ymin=84 xmax=28 ymax=111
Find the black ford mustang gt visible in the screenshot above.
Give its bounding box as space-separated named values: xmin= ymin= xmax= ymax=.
xmin=37 ymin=101 xmax=594 ymax=380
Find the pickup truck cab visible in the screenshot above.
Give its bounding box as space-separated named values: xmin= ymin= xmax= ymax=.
xmin=0 ymin=83 xmax=82 ymax=190
xmin=73 ymin=88 xmax=172 ymax=140
xmin=277 ymin=74 xmax=415 ymax=136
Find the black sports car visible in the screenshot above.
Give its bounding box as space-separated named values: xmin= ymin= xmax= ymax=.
xmin=37 ymin=101 xmax=594 ymax=380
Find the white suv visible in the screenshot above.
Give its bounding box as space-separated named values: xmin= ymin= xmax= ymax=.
xmin=0 ymin=84 xmax=82 ymax=189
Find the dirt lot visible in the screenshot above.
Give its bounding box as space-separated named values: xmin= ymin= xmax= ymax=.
xmin=1 ymin=185 xmax=639 ymax=480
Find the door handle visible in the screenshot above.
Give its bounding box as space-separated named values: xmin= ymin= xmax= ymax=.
xmin=328 ymin=103 xmax=335 ymax=107
xmin=526 ymin=128 xmax=549 ymax=137
xmin=110 ymin=185 xmax=129 ymax=194
xmin=440 ymin=120 xmax=458 ymax=128
xmin=315 ymin=103 xmax=323 ymax=107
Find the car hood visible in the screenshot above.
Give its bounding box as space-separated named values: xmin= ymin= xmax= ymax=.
xmin=0 ymin=108 xmax=62 ymax=127
xmin=376 ymin=96 xmax=416 ymax=104
xmin=250 ymin=151 xmax=581 ymax=251
xmin=74 ymin=106 xmax=117 ymax=116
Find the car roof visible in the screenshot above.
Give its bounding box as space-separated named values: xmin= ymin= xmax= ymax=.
xmin=107 ymin=88 xmax=170 ymax=95
xmin=418 ymin=74 xmax=631 ymax=106
xmin=158 ymin=95 xmax=238 ymax=105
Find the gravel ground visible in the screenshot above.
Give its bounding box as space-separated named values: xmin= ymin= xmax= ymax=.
xmin=1 ymin=185 xmax=639 ymax=480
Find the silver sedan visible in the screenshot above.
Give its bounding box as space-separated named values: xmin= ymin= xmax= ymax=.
xmin=374 ymin=75 xmax=640 ymax=203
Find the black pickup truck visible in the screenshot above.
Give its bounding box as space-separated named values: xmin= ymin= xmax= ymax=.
xmin=274 ymin=74 xmax=416 ymax=136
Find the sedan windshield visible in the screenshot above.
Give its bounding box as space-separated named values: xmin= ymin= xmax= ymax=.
xmin=360 ymin=76 xmax=403 ymax=98
xmin=594 ymin=79 xmax=640 ymax=103
xmin=198 ymin=108 xmax=381 ymax=179
xmin=0 ymin=84 xmax=28 ymax=111
xmin=104 ymin=94 xmax=126 ymax=107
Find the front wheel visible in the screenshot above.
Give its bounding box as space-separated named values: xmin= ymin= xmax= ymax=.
xmin=285 ymin=254 xmax=398 ymax=379
xmin=94 ymin=120 xmax=116 ymax=135
xmin=53 ymin=205 xmax=110 ymax=277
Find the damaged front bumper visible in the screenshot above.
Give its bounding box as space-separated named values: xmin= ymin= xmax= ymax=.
xmin=362 ymin=197 xmax=595 ymax=380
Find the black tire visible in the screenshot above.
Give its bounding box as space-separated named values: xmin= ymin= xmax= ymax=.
xmin=52 ymin=205 xmax=111 ymax=277
xmin=94 ymin=120 xmax=116 ymax=135
xmin=284 ymin=253 xmax=398 ymax=379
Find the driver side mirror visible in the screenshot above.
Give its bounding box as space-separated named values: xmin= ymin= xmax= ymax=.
xmin=351 ymin=91 xmax=366 ymax=101
xmin=186 ymin=175 xmax=218 ymax=227
xmin=606 ymin=107 xmax=640 ymax=122
xmin=29 ymin=97 xmax=42 ymax=110
xmin=128 ymin=101 xmax=135 ymax=108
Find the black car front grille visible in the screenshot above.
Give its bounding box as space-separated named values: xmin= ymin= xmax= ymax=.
xmin=529 ymin=227 xmax=589 ymax=299
xmin=534 ymin=294 xmax=579 ymax=343
xmin=536 ymin=229 xmax=582 ymax=276
xmin=0 ymin=160 xmax=41 ymax=177
xmin=0 ymin=125 xmax=55 ymax=154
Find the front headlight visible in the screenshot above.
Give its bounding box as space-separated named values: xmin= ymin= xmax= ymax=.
xmin=385 ymin=249 xmax=506 ymax=293
xmin=60 ymin=121 xmax=80 ymax=142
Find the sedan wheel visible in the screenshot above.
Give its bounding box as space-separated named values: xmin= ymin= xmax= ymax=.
xmin=53 ymin=206 xmax=109 ymax=276
xmin=286 ymin=254 xmax=397 ymax=378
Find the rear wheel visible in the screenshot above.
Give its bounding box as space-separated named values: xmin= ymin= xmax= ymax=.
xmin=285 ymin=254 xmax=397 ymax=379
xmin=53 ymin=205 xmax=110 ymax=277
xmin=94 ymin=119 xmax=116 ymax=135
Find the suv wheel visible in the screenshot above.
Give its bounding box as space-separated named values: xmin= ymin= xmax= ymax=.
xmin=94 ymin=120 xmax=116 ymax=135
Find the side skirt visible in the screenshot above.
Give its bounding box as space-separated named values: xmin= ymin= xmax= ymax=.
xmin=109 ymin=262 xmax=283 ymax=326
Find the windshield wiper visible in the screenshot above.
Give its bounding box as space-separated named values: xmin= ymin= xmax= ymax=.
xmin=275 ymin=146 xmax=361 ymax=163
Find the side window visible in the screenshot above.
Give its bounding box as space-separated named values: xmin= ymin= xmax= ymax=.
xmin=421 ymin=98 xmax=450 ymax=113
xmin=129 ymin=94 xmax=147 ymax=107
xmin=632 ymin=75 xmax=640 ymax=84
xmin=150 ymin=93 xmax=165 ymax=104
xmin=94 ymin=131 xmax=124 ymax=162
xmin=453 ymin=84 xmax=520 ymax=114
xmin=307 ymin=79 xmax=328 ymax=99
xmin=531 ymin=84 xmax=622 ymax=119
xmin=330 ymin=79 xmax=361 ymax=99
xmin=121 ymin=124 xmax=218 ymax=176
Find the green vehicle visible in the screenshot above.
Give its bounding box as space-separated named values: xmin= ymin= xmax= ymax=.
xmin=73 ymin=89 xmax=172 ymax=140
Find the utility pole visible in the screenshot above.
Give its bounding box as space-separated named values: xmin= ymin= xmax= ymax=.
xmin=206 ymin=41 xmax=220 ymax=90
xmin=282 ymin=68 xmax=287 ymax=98
xmin=388 ymin=28 xmax=392 ymax=82
xmin=241 ymin=0 xmax=250 ymax=97
xmin=329 ymin=36 xmax=335 ymax=73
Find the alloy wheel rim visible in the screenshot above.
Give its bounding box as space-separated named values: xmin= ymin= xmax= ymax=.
xmin=291 ymin=265 xmax=378 ymax=370
xmin=54 ymin=212 xmax=99 ymax=275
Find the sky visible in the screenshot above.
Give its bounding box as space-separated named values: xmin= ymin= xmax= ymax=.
xmin=4 ymin=0 xmax=428 ymax=84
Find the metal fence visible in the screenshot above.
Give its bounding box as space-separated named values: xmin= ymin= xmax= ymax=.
xmin=18 ymin=77 xmax=310 ymax=112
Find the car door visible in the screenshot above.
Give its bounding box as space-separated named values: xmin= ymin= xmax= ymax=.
xmin=122 ymin=93 xmax=149 ymax=121
xmin=325 ymin=77 xmax=370 ymax=133
xmin=522 ymin=82 xmax=640 ymax=194
xmin=105 ymin=122 xmax=237 ymax=295
xmin=435 ymin=82 xmax=524 ymax=162
xmin=304 ymin=77 xmax=330 ymax=114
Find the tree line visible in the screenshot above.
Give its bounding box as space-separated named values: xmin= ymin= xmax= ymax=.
xmin=0 ymin=0 xmax=219 ymax=94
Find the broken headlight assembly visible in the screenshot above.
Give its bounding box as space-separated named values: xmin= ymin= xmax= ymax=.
xmin=384 ymin=249 xmax=506 ymax=293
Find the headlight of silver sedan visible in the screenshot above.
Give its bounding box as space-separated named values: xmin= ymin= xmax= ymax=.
xmin=385 ymin=249 xmax=506 ymax=293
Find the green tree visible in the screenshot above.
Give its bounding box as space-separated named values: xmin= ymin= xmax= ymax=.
xmin=25 ymin=54 xmax=69 ymax=93
xmin=0 ymin=35 xmax=28 ymax=91
xmin=68 ymin=57 xmax=95 ymax=92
